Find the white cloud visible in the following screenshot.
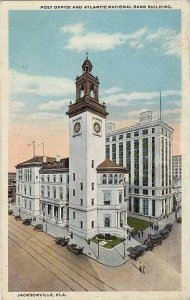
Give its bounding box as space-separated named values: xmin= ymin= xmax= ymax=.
xmin=60 ymin=23 xmax=180 ymax=56
xmin=10 ymin=70 xmax=74 ymax=97
xmin=104 ymin=90 xmax=181 ymax=107
xmin=10 ymin=101 xmax=25 ymax=113
xmin=104 ymin=87 xmax=123 ymax=94
xmin=39 ymin=99 xmax=69 ymax=111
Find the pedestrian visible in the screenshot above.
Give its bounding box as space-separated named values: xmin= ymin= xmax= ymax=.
xmin=142 ymin=264 xmax=145 ymax=274
xmin=139 ymin=261 xmax=142 ymax=273
xmin=138 ymin=231 xmax=141 ymax=239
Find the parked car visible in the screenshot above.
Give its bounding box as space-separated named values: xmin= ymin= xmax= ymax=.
xmin=133 ymin=245 xmax=146 ymax=255
xmin=34 ymin=224 xmax=43 ymax=232
xmin=159 ymin=228 xmax=169 ymax=239
xmin=8 ymin=209 xmax=13 ymax=215
xmin=177 ymin=217 xmax=182 ymax=223
xmin=165 ymin=223 xmax=173 ymax=232
xmin=67 ymin=243 xmax=84 ymax=255
xmin=127 ymin=247 xmax=140 ymax=260
xmin=56 ymin=237 xmax=70 ymax=246
xmin=23 ymin=218 xmax=32 ymax=225
xmin=144 ymin=241 xmax=154 ymax=251
xmin=15 ymin=215 xmax=21 ymax=220
xmin=150 ymin=234 xmax=163 ymax=246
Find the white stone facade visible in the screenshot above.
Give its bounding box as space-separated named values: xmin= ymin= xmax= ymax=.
xmin=106 ymin=112 xmax=174 ymax=218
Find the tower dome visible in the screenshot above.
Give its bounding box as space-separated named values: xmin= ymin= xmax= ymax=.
xmin=82 ymin=52 xmax=93 ymax=73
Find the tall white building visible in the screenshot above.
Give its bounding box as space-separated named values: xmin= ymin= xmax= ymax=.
xmin=172 ymin=155 xmax=182 ymax=180
xmin=106 ymin=111 xmax=174 ymax=218
xmin=66 ymin=57 xmax=128 ymax=239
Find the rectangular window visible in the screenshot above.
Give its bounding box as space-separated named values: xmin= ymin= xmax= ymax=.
xmin=91 ymin=221 xmax=94 ymax=228
xmin=119 ymin=193 xmax=122 ymax=204
xmin=134 ymin=139 xmax=139 ymax=186
xmin=104 ymin=215 xmax=110 ymax=227
xmin=91 ymin=160 xmax=94 ymax=168
xmin=143 ymin=199 xmax=148 ymax=215
xmin=152 ymin=190 xmax=155 ymax=195
xmin=112 ymin=144 xmax=116 ymax=162
xmin=104 ymin=201 xmax=110 ymax=205
xmin=67 ymin=174 xmax=69 ymax=184
xmin=106 ymin=144 xmax=110 ymax=160
xmin=134 ymin=189 xmax=139 ymax=194
xmin=112 ymin=136 xmax=116 ymax=141
xmin=80 ymin=182 xmax=83 ymax=190
xmin=142 ymin=129 xmax=148 ymax=135
xmin=162 ymin=190 xmax=164 ymax=195
xmin=106 ymin=137 xmax=109 ymax=142
xmin=73 ymin=173 xmax=75 ymax=181
xmin=143 ymin=189 xmax=148 ymax=195
xmin=152 ymin=200 xmax=155 ymax=216
xmin=134 ymin=131 xmax=139 ymax=137
xmin=126 ymin=133 xmax=131 ymax=138
xmin=91 ymin=198 xmax=94 ymax=205
xmin=152 ymin=128 xmax=155 ymax=133
xmin=129 ymin=197 xmax=131 ymax=212
xmin=91 ymin=183 xmax=94 ymax=190
xmin=80 ymin=221 xmax=83 ymax=228
xmin=134 ymin=198 xmax=140 ymax=213
xmin=80 ymin=198 xmax=83 ymax=206
xmin=143 ymin=138 xmax=148 ymax=186
xmin=60 ymin=175 xmax=63 ymax=183
xmin=119 ymin=134 xmax=123 ymax=140
xmin=104 ymin=193 xmax=111 ymax=205
xmin=73 ymin=189 xmax=75 ymax=196
xmin=119 ymin=142 xmax=123 ymax=166
xmin=53 ymin=175 xmax=56 ymax=182
xmin=73 ymin=212 xmax=75 ymax=219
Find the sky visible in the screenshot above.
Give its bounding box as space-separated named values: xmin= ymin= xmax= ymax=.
xmin=9 ymin=9 xmax=181 ymax=171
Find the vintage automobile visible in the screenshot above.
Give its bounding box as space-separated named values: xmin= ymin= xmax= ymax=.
xmin=23 ymin=218 xmax=32 ymax=225
xmin=150 ymin=234 xmax=163 ymax=246
xmin=67 ymin=243 xmax=84 ymax=255
xmin=127 ymin=247 xmax=141 ymax=260
xmin=144 ymin=241 xmax=154 ymax=251
xmin=34 ymin=224 xmax=43 ymax=232
xmin=15 ymin=215 xmax=21 ymax=220
xmin=159 ymin=228 xmax=169 ymax=239
xmin=165 ymin=223 xmax=173 ymax=232
xmin=55 ymin=237 xmax=70 ymax=246
xmin=133 ymin=245 xmax=146 ymax=255
xmin=8 ymin=209 xmax=13 ymax=215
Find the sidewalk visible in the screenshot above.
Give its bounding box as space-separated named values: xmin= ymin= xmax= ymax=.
xmin=134 ymin=211 xmax=179 ymax=244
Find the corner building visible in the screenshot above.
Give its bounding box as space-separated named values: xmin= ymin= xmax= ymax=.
xmin=106 ymin=111 xmax=174 ymax=218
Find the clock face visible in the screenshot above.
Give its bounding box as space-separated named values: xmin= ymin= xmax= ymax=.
xmin=94 ymin=122 xmax=101 ymax=133
xmin=74 ymin=122 xmax=81 ymax=133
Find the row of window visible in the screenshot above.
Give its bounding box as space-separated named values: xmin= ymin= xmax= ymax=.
xmin=128 ymin=197 xmax=155 ymax=216
xmin=130 ymin=188 xmax=172 ymax=195
xmin=41 ymin=174 xmax=69 ymax=184
xmin=106 ymin=128 xmax=156 ymax=143
xmin=41 ymin=185 xmax=69 ymax=200
xmin=17 ymin=184 xmax=32 ymax=196
xmin=101 ymin=174 xmax=124 ymax=185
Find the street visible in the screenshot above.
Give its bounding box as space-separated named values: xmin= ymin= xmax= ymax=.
xmin=9 ymin=215 xmax=181 ymax=291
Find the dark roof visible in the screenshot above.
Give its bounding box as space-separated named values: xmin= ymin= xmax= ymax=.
xmin=16 ymin=156 xmax=55 ymax=168
xmin=96 ymin=159 xmax=128 ymax=173
xmin=39 ymin=158 xmax=69 ymax=174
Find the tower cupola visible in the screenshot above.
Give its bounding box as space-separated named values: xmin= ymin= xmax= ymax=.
xmin=82 ymin=53 xmax=93 ymax=74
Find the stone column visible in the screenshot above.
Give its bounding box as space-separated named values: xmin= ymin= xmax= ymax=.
xmin=57 ymin=206 xmax=62 ymax=224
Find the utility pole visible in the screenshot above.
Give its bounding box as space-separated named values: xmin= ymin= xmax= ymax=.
xmin=28 ymin=140 xmax=36 ymax=157
xmin=41 ymin=141 xmax=45 ymax=156
xmin=159 ymin=91 xmax=162 ymax=120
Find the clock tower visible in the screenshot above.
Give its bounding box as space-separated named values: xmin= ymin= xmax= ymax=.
xmin=67 ymin=55 xmax=108 ymax=239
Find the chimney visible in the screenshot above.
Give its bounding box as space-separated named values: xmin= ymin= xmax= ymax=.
xmin=43 ymin=156 xmax=47 ymax=163
xmin=56 ymin=155 xmax=61 ymax=162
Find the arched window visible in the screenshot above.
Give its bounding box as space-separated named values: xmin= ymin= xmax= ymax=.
xmin=102 ymin=174 xmax=107 ymax=184
xmin=80 ymin=85 xmax=85 ymax=97
xmin=53 ymin=186 xmax=56 ymax=199
xmin=60 ymin=187 xmax=63 ymax=200
xmin=119 ymin=174 xmax=123 ymax=184
xmin=24 ymin=185 xmax=27 ymax=195
xmin=29 ymin=185 xmax=32 ymax=196
xmin=47 ymin=175 xmax=50 ymax=182
xmin=114 ymin=174 xmax=118 ymax=184
xmin=108 ymin=174 xmax=113 ymax=184
xmin=47 ymin=186 xmax=50 ymax=198
xmin=41 ymin=185 xmax=44 ymax=197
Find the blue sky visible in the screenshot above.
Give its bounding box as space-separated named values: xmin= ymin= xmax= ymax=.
xmin=9 ymin=9 xmax=181 ymax=169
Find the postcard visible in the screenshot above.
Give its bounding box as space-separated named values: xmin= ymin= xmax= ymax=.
xmin=1 ymin=1 xmax=190 ymax=300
